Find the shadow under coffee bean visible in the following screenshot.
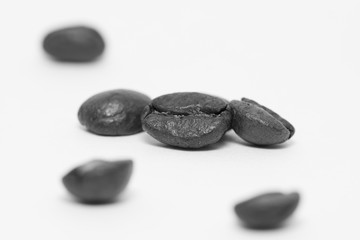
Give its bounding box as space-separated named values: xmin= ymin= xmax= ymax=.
xmin=142 ymin=92 xmax=232 ymax=149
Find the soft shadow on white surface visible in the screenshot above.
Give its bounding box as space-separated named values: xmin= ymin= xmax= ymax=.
xmin=42 ymin=53 xmax=106 ymax=65
xmin=231 ymin=218 xmax=303 ymax=239
xmin=61 ymin=190 xmax=133 ymax=207
xmin=235 ymin=218 xmax=301 ymax=232
xmin=225 ymin=132 xmax=295 ymax=150
xmin=140 ymin=131 xmax=233 ymax=151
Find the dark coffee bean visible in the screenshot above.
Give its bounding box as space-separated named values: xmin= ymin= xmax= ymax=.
xmin=142 ymin=92 xmax=232 ymax=149
xmin=241 ymin=98 xmax=295 ymax=138
xmin=234 ymin=192 xmax=300 ymax=229
xmin=43 ymin=26 xmax=105 ymax=62
xmin=78 ymin=89 xmax=151 ymax=136
xmin=62 ymin=159 xmax=133 ymax=203
xmin=230 ymin=98 xmax=294 ymax=146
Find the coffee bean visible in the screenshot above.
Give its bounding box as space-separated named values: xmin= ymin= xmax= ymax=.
xmin=78 ymin=89 xmax=151 ymax=136
xmin=142 ymin=92 xmax=232 ymax=148
xmin=241 ymin=98 xmax=295 ymax=138
xmin=230 ymin=98 xmax=295 ymax=146
xmin=234 ymin=192 xmax=300 ymax=229
xmin=62 ymin=159 xmax=133 ymax=203
xmin=43 ymin=26 xmax=105 ymax=62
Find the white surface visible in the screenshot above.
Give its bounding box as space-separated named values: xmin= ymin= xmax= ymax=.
xmin=1 ymin=0 xmax=359 ymax=239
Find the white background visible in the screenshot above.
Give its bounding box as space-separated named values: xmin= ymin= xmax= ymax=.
xmin=1 ymin=0 xmax=359 ymax=239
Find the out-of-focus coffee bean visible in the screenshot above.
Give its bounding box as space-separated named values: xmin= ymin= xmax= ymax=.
xmin=62 ymin=159 xmax=133 ymax=203
xmin=234 ymin=192 xmax=300 ymax=229
xmin=43 ymin=26 xmax=105 ymax=62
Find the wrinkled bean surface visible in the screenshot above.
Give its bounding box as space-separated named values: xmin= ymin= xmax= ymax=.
xmin=142 ymin=92 xmax=232 ymax=148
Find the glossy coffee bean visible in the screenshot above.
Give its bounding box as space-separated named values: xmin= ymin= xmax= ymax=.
xmin=78 ymin=89 xmax=151 ymax=136
xmin=234 ymin=192 xmax=300 ymax=229
xmin=62 ymin=159 xmax=133 ymax=203
xmin=43 ymin=26 xmax=105 ymax=62
xmin=230 ymin=98 xmax=295 ymax=146
xmin=142 ymin=92 xmax=232 ymax=148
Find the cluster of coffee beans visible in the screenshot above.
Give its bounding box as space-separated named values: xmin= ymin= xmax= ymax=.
xmin=44 ymin=25 xmax=299 ymax=230
xmin=78 ymin=90 xmax=295 ymax=148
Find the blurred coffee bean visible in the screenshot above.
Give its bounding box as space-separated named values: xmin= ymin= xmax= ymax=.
xmin=234 ymin=192 xmax=300 ymax=229
xmin=62 ymin=159 xmax=133 ymax=203
xmin=43 ymin=26 xmax=105 ymax=62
